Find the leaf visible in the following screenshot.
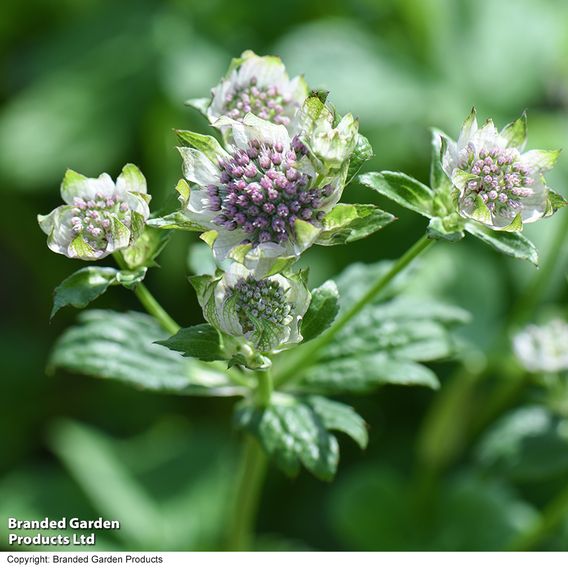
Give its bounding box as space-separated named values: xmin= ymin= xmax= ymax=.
xmin=316 ymin=204 xmax=395 ymax=246
xmin=120 ymin=227 xmax=171 ymax=269
xmin=155 ymin=324 xmax=225 ymax=362
xmin=427 ymin=216 xmax=465 ymax=242
xmin=477 ymin=405 xmax=568 ymax=482
xmin=500 ymin=111 xmax=527 ymax=149
xmin=346 ymin=133 xmax=373 ymax=184
xmin=234 ymin=393 xmax=366 ymax=480
xmin=175 ymin=130 xmax=226 ymax=161
xmin=301 ymin=280 xmax=340 ymax=343
xmin=185 ymin=97 xmax=210 ymax=116
xmin=301 ymin=353 xmax=439 ymax=394
xmin=429 ymin=128 xmax=452 ymax=192
xmin=359 ymin=171 xmax=434 ymax=218
xmin=51 ymin=267 xmax=146 ymax=318
xmin=147 ymin=211 xmax=207 ymax=232
xmin=49 ymin=310 xmax=241 ymax=396
xmin=465 ymin=222 xmax=539 ymax=266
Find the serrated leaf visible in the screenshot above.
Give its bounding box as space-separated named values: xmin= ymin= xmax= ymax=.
xmin=316 ymin=204 xmax=395 ymax=246
xmin=234 ymin=393 xmax=366 ymax=480
xmin=49 ymin=310 xmax=240 ymax=396
xmin=359 ymin=171 xmax=434 ymax=218
xmin=51 ymin=267 xmax=146 ymax=318
xmin=346 ymin=133 xmax=373 ymax=184
xmin=465 ymin=222 xmax=539 ymax=266
xmin=301 ymin=280 xmax=340 ymax=343
xmin=156 ymin=324 xmax=225 ymax=362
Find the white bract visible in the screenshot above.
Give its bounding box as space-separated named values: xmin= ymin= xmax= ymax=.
xmin=194 ymin=263 xmax=310 ymax=353
xmin=513 ymin=320 xmax=568 ymax=373
xmin=177 ymin=110 xmax=357 ymax=276
xmin=441 ymin=109 xmax=560 ymax=230
xmin=198 ymin=50 xmax=308 ymax=131
xmin=38 ymin=164 xmax=150 ymax=260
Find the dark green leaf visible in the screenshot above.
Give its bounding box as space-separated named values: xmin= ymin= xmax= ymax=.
xmin=301 ymin=281 xmax=340 ymax=343
xmin=359 ymin=171 xmax=434 ymax=218
xmin=316 ymin=204 xmax=395 ymax=246
xmin=234 ymin=393 xmax=366 ymax=480
xmin=465 ymin=222 xmax=539 ymax=266
xmin=49 ymin=311 xmax=240 ymax=396
xmin=156 ymin=324 xmax=225 ymax=362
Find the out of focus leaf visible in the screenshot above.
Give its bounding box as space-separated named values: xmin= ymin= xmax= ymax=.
xmin=49 ymin=310 xmax=242 ymax=396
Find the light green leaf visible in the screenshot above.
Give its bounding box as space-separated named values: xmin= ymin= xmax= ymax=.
xmin=545 ymin=189 xmax=568 ymax=216
xmin=175 ymin=130 xmax=226 ymax=162
xmin=147 ymin=211 xmax=208 ymax=232
xmin=465 ymin=222 xmax=539 ymax=266
xmin=185 ymin=97 xmax=211 ymax=116
xmin=120 ymin=227 xmax=171 ymax=269
xmin=522 ymin=149 xmax=561 ymax=171
xmin=427 ymin=216 xmax=465 ymax=242
xmin=316 ymin=204 xmax=395 ymax=246
xmin=500 ymin=112 xmax=527 ymax=149
xmin=156 ymin=324 xmax=226 ymax=362
xmin=430 ymin=128 xmax=452 ymax=192
xmin=359 ymin=171 xmax=434 ymax=218
xmin=346 ymin=133 xmax=373 ymax=184
xmin=49 ymin=310 xmax=240 ymax=396
xmin=234 ymin=393 xmax=366 ymax=480
xmin=301 ymin=280 xmax=340 ymax=343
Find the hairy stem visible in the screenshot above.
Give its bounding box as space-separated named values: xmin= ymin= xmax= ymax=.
xmin=274 ymin=235 xmax=434 ymax=386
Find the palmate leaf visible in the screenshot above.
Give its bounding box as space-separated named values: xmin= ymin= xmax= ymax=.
xmin=293 ymin=261 xmax=470 ymax=394
xmin=234 ymin=393 xmax=367 ymax=481
xmin=49 ymin=310 xmax=242 ymax=397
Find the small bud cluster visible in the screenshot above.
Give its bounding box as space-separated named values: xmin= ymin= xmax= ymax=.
xmin=70 ymin=193 xmax=130 ymax=251
xmin=224 ymin=77 xmax=294 ymax=126
xmin=232 ymin=276 xmax=291 ymax=333
xmin=208 ymin=138 xmax=333 ymax=246
xmin=459 ymin=146 xmax=534 ymax=218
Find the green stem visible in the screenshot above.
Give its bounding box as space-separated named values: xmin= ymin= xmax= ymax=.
xmin=225 ymin=436 xmax=268 ymax=551
xmin=255 ymin=368 xmax=273 ymax=407
xmin=113 ymin=253 xmax=180 ymax=335
xmin=274 ymin=235 xmax=434 ymax=386
xmin=508 ymin=482 xmax=568 ymax=551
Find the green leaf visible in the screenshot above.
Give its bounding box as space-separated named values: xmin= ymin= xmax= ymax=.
xmin=301 ymin=353 xmax=439 ymax=394
xmin=301 ymin=280 xmax=340 ymax=343
xmin=427 ymin=216 xmax=465 ymax=242
xmin=316 ymin=204 xmax=395 ymax=246
xmin=175 ymin=130 xmax=226 ymax=161
xmin=155 ymin=324 xmax=225 ymax=362
xmin=545 ymin=189 xmax=568 ymax=216
xmin=49 ymin=310 xmax=240 ymax=396
xmin=477 ymin=405 xmax=568 ymax=482
xmin=147 ymin=211 xmax=207 ymax=232
xmin=359 ymin=171 xmax=434 ymax=218
xmin=465 ymin=222 xmax=539 ymax=266
xmin=500 ymin=111 xmax=527 ymax=149
xmin=120 ymin=227 xmax=171 ymax=269
xmin=185 ymin=97 xmax=210 ymax=116
xmin=429 ymin=128 xmax=452 ymax=192
xmin=51 ymin=267 xmax=146 ymax=318
xmin=234 ymin=393 xmax=366 ymax=480
xmin=346 ymin=133 xmax=373 ymax=184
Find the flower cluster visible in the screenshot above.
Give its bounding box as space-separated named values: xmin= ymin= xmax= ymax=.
xmin=193 ymin=50 xmax=308 ymax=132
xmin=38 ymin=164 xmax=150 ymax=260
xmin=441 ymin=109 xmax=560 ymax=230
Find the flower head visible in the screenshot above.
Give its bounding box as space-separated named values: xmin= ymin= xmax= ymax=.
xmin=177 ymin=111 xmax=354 ymax=276
xmin=513 ymin=320 xmax=568 ymax=373
xmin=201 ymin=50 xmax=308 ymax=130
xmin=193 ymin=263 xmax=310 ymax=353
xmin=38 ymin=164 xmax=150 ymax=260
xmin=441 ymin=109 xmax=560 ymax=230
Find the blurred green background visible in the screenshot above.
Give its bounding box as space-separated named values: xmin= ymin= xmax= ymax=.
xmin=1 ymin=0 xmax=568 ymax=551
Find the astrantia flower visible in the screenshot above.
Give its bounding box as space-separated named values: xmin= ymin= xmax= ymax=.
xmin=38 ymin=164 xmax=150 ymax=260
xmin=192 ymin=50 xmax=308 ymax=131
xmin=177 ymin=111 xmax=356 ymax=276
xmin=193 ymin=263 xmax=310 ymax=353
xmin=513 ymin=320 xmax=568 ymax=373
xmin=441 ymin=109 xmax=560 ymax=230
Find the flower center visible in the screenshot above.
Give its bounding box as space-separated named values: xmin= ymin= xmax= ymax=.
xmin=70 ymin=193 xmax=130 ymax=250
xmin=209 ymin=138 xmax=333 ymax=246
xmin=224 ymin=77 xmax=294 ymax=126
xmin=460 ymin=146 xmax=534 ymax=217
xmin=232 ymin=276 xmax=291 ymax=333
